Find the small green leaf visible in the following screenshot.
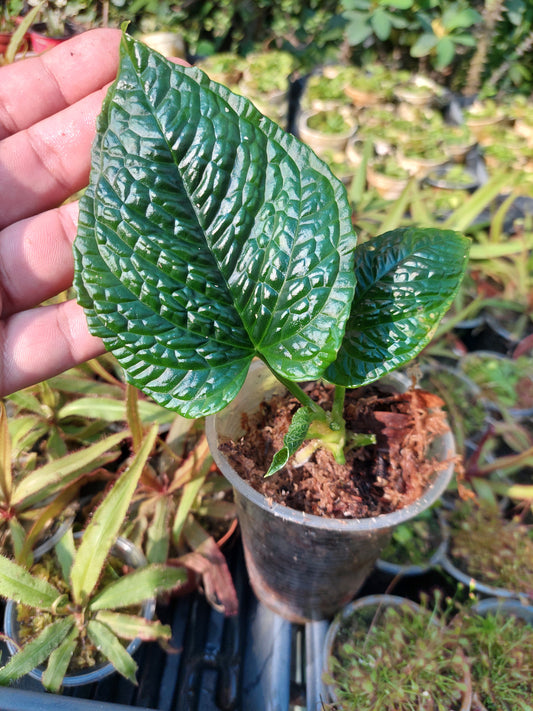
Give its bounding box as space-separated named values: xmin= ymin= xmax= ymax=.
xmin=70 ymin=425 xmax=158 ymax=605
xmin=172 ymin=467 xmax=209 ymax=544
xmin=94 ymin=611 xmax=172 ymax=641
xmin=325 ymin=227 xmax=470 ymax=387
xmin=383 ymin=0 xmax=413 ymax=9
xmin=435 ymin=37 xmax=455 ymax=69
xmin=442 ymin=6 xmax=481 ymax=30
xmin=73 ymin=32 xmax=356 ymax=418
xmin=370 ymin=8 xmax=392 ymax=40
xmin=9 ymin=518 xmax=27 ymax=564
xmin=41 ymin=626 xmax=78 ymax=693
xmin=55 ymin=528 xmax=76 ymax=583
xmin=0 ymin=617 xmax=74 ymax=686
xmin=345 ymin=14 xmax=374 ymax=45
xmin=266 ymin=406 xmax=312 ymax=477
xmin=86 ymin=620 xmax=138 ymax=684
xmin=0 ymin=555 xmax=61 ymax=609
xmin=89 ymin=564 xmax=186 ymax=611
xmin=8 ymin=416 xmax=48 ymax=460
xmin=12 ymin=431 xmax=127 ymax=508
xmin=146 ymin=497 xmax=170 ymax=564
xmin=410 ymin=32 xmax=439 ymax=58
xmin=58 ymin=397 xmax=175 ymax=425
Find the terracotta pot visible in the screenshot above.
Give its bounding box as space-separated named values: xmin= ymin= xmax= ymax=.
xmin=366 ymin=164 xmax=410 ymax=200
xmin=0 ymin=30 xmax=11 ymax=55
xmin=296 ymin=108 xmax=357 ymax=157
xmin=206 ymin=361 xmax=456 ymax=623
xmin=139 ymin=31 xmax=185 ymax=59
xmin=344 ymin=84 xmax=382 ymax=107
xmin=397 ymin=152 xmax=448 ymax=179
xmin=323 ymin=594 xmax=472 ymax=710
xmin=29 ymin=29 xmax=67 ymax=53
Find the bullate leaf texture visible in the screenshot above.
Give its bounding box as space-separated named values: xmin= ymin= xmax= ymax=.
xmin=74 ymin=32 xmax=356 ymax=418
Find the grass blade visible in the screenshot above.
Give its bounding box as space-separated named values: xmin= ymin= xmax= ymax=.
xmin=0 ymin=402 xmax=12 ymax=502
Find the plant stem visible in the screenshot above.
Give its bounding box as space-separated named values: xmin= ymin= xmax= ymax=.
xmin=331 ymin=385 xmax=346 ymax=430
xmin=267 ymin=368 xmax=329 ymax=421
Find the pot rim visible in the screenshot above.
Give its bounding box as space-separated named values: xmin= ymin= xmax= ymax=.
xmin=3 ymin=535 xmax=156 ymax=687
xmin=206 ymin=361 xmax=456 ymax=532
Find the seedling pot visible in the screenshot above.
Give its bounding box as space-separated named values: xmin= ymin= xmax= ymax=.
xmin=323 ymin=594 xmax=472 ymax=710
xmin=3 ymin=536 xmax=156 ymax=687
xmin=206 ymin=361 xmax=456 ymax=623
xmin=296 ymin=109 xmax=357 ymax=155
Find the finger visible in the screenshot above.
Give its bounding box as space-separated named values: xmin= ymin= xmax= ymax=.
xmin=0 ymin=84 xmax=109 ymax=230
xmin=0 ymin=299 xmax=105 ymax=397
xmin=0 ymin=28 xmax=121 ymax=140
xmin=0 ymin=201 xmax=79 ymax=317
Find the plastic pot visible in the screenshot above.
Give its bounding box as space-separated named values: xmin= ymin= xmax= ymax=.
xmin=206 ymin=360 xmax=456 ymax=623
xmin=296 ymin=108 xmax=357 ymax=156
xmin=323 ymin=594 xmax=472 ymax=710
xmin=375 ymin=505 xmax=448 ymax=577
xmin=3 ymin=536 xmax=155 ymax=687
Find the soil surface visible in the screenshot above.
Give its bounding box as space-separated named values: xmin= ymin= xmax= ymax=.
xmin=220 ymin=381 xmax=451 ymax=519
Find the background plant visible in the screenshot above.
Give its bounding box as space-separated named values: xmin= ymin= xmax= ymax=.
xmin=457 ymin=607 xmax=533 ymax=709
xmin=324 ymin=595 xmax=468 ymax=710
xmin=0 ymin=425 xmax=185 ymax=692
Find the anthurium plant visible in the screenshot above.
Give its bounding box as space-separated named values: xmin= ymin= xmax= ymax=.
xmin=74 ymin=31 xmax=470 ymax=477
xmin=0 ymin=425 xmax=186 ymax=691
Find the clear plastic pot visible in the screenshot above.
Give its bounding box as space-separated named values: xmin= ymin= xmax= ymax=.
xmin=322 ymin=594 xmax=472 ymax=710
xmin=206 ymin=360 xmax=456 ymax=623
xmin=3 ymin=536 xmax=155 ymax=687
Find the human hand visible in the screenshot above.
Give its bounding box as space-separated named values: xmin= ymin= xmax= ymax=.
xmin=0 ymin=28 xmax=122 ymax=397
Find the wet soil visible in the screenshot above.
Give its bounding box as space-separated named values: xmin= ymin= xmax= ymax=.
xmin=219 ymin=381 xmax=451 ymax=519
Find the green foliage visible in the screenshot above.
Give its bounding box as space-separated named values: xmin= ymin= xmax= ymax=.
xmin=410 ymin=1 xmax=480 ymax=70
xmin=379 ymin=505 xmax=442 ymax=566
xmin=0 ymin=427 xmax=186 ymax=691
xmin=74 ymin=32 xmax=469 ymax=472
xmin=342 ymin=0 xmax=413 ymax=47
xmin=458 ymin=608 xmax=533 ymax=709
xmin=325 ymin=596 xmax=468 ymax=710
xmin=0 ymin=399 xmax=129 ymax=564
xmin=444 ymin=498 xmax=533 ymax=595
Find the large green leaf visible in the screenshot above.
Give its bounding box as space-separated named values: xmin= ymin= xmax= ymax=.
xmin=73 ymin=32 xmax=356 ymax=418
xmin=324 ymin=227 xmax=470 ymax=388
